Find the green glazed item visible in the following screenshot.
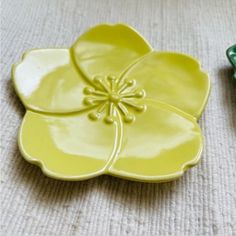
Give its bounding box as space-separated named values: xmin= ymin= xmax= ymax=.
xmin=226 ymin=44 xmax=236 ymax=80
xmin=12 ymin=24 xmax=210 ymax=182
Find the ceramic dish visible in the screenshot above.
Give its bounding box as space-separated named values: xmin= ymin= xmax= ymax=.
xmin=12 ymin=24 xmax=210 ymax=182
xmin=226 ymin=44 xmax=236 ymax=80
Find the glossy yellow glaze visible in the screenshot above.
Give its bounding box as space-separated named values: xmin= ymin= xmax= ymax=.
xmin=13 ymin=23 xmax=210 ymax=182
xmin=13 ymin=49 xmax=88 ymax=113
xmin=109 ymin=100 xmax=202 ymax=182
xmin=121 ymin=52 xmax=210 ymax=118
xmin=19 ymin=110 xmax=117 ymax=180
xmin=71 ymin=24 xmax=152 ymax=81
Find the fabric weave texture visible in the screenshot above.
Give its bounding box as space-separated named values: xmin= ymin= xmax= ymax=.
xmin=1 ymin=0 xmax=236 ymax=235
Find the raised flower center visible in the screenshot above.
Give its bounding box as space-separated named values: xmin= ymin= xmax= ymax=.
xmin=83 ymin=75 xmax=146 ymax=124
xmin=109 ymin=93 xmax=120 ymax=103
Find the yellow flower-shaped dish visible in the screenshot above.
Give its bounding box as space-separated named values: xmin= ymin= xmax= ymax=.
xmin=12 ymin=24 xmax=210 ymax=182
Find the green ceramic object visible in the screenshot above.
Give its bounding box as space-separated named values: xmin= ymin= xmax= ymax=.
xmin=12 ymin=24 xmax=210 ymax=182
xmin=226 ymin=44 xmax=236 ymax=80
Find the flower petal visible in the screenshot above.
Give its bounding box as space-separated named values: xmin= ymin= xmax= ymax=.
xmin=13 ymin=49 xmax=89 ymax=113
xmin=71 ymin=24 xmax=152 ymax=81
xmin=109 ymin=100 xmax=203 ymax=182
xmin=19 ymin=111 xmax=118 ymax=180
xmin=120 ymin=52 xmax=210 ymax=118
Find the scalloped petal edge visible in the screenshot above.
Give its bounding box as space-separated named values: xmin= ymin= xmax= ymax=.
xmin=155 ymin=51 xmax=210 ymax=120
xmin=18 ymin=115 xmax=106 ymax=181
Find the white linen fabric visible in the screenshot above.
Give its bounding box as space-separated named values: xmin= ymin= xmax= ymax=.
xmin=1 ymin=0 xmax=235 ymax=235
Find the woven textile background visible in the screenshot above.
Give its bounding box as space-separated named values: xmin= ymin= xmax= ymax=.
xmin=1 ymin=0 xmax=236 ymax=235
